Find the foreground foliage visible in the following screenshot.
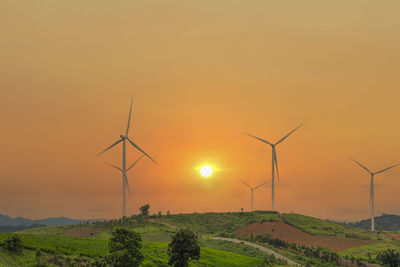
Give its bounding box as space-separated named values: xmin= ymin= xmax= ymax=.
xmin=107 ymin=228 xmax=144 ymax=267
xmin=168 ymin=228 xmax=200 ymax=267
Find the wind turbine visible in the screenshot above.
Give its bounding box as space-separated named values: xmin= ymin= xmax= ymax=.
xmin=98 ymin=97 xmax=157 ymax=218
xmin=350 ymin=157 xmax=400 ymax=231
xmin=246 ymin=123 xmax=303 ymax=211
xmin=240 ymin=179 xmax=267 ymax=211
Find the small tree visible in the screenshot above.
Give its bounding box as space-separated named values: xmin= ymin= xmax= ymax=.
xmin=167 ymin=210 xmax=171 ymax=217
xmin=140 ymin=204 xmax=150 ymax=216
xmin=2 ymin=233 xmax=23 ymax=254
xmin=168 ymin=228 xmax=200 ymax=267
xmin=158 ymin=211 xmax=162 ymax=217
xmin=108 ymin=228 xmax=144 ymax=267
xmin=377 ymin=249 xmax=400 ymax=267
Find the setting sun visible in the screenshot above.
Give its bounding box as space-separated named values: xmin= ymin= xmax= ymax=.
xmin=200 ymin=166 xmax=213 ymax=178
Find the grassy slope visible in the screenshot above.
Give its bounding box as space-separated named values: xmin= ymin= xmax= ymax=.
xmin=281 ymin=213 xmax=387 ymax=240
xmin=159 ymin=211 xmax=280 ymax=234
xmin=0 ymin=233 xmax=265 ymax=266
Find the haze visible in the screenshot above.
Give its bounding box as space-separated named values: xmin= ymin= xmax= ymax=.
xmin=1 ymin=1 xmax=400 ymax=221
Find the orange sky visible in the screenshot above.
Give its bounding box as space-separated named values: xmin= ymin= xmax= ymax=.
xmin=1 ymin=1 xmax=400 ymax=221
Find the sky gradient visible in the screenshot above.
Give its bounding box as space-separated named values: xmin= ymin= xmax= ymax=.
xmin=1 ymin=1 xmax=400 ymax=221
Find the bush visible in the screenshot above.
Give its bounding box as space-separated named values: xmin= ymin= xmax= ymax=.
xmin=2 ymin=233 xmax=23 ymax=254
xmin=377 ymin=249 xmax=400 ymax=267
xmin=168 ymin=228 xmax=200 ymax=267
xmin=107 ymin=228 xmax=144 ymax=267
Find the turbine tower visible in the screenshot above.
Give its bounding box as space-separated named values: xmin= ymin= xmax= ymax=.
xmin=350 ymin=157 xmax=400 ymax=231
xmin=240 ymin=179 xmax=267 ymax=211
xmin=98 ymin=97 xmax=157 ymax=218
xmin=246 ymin=123 xmax=302 ymax=211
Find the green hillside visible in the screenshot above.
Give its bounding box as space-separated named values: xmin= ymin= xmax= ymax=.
xmin=158 ymin=211 xmax=280 ymax=234
xmin=281 ymin=213 xmax=390 ymax=240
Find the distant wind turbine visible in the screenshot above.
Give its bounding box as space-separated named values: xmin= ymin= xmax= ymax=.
xmin=350 ymin=157 xmax=400 ymax=231
xmin=246 ymin=123 xmax=303 ymax=211
xmin=98 ymin=97 xmax=157 ymax=218
xmin=240 ymin=179 xmax=267 ymax=211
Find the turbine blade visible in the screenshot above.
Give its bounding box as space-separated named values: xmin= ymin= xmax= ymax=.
xmin=239 ymin=179 xmax=251 ymax=189
xmin=374 ymin=163 xmax=400 ymax=175
xmin=275 ymin=123 xmax=303 ymax=145
xmin=97 ymin=138 xmax=123 ymax=156
xmin=126 ymin=137 xmax=158 ymax=164
xmin=126 ymin=96 xmax=133 ymax=136
xmin=254 ymin=181 xmax=267 ymax=190
xmin=124 ymin=174 xmax=131 ymax=198
xmin=244 ymin=133 xmax=272 ymax=146
xmin=350 ymin=157 xmax=371 ymax=173
xmin=105 ymin=162 xmax=122 ymax=172
xmin=273 ymin=148 xmax=280 ymax=182
xmin=127 ymin=154 xmax=145 ymax=171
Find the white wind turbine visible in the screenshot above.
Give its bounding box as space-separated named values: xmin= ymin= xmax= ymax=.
xmin=246 ymin=123 xmax=303 ymax=211
xmin=240 ymin=179 xmax=267 ymax=211
xmin=350 ymin=157 xmax=400 ymax=231
xmin=98 ymin=97 xmax=157 ymax=218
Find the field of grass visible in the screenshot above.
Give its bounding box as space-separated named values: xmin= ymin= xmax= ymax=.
xmin=0 ymin=231 xmax=268 ymax=266
xmin=338 ymin=242 xmax=400 ymax=260
xmin=159 ymin=211 xmax=280 ymax=234
xmin=18 ymin=224 xmax=87 ymax=236
xmin=281 ymin=213 xmax=386 ymax=240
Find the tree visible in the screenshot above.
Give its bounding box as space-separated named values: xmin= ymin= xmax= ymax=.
xmin=140 ymin=204 xmax=150 ymax=216
xmin=377 ymin=249 xmax=400 ymax=267
xmin=168 ymin=228 xmax=200 ymax=267
xmin=2 ymin=233 xmax=23 ymax=254
xmin=108 ymin=228 xmax=144 ymax=267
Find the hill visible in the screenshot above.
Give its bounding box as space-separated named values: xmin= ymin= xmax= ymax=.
xmin=1 ymin=211 xmax=400 ymax=266
xmin=335 ymin=214 xmax=400 ymax=231
xmin=0 ymin=214 xmax=92 ymax=233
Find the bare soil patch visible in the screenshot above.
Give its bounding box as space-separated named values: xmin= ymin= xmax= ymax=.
xmin=386 ymin=233 xmax=400 ymax=240
xmin=64 ymin=226 xmax=108 ymax=238
xmin=234 ymin=221 xmax=378 ymax=252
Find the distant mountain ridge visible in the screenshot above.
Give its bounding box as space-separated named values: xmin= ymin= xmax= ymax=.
xmin=0 ymin=214 xmax=86 ymax=227
xmin=334 ymin=214 xmax=400 ymax=231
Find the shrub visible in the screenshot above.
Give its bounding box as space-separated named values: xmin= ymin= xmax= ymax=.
xmin=2 ymin=233 xmax=23 ymax=254
xmin=377 ymin=249 xmax=400 ymax=267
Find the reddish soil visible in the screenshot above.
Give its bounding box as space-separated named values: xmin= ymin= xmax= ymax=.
xmin=234 ymin=221 xmax=379 ymax=252
xmin=64 ymin=226 xmax=108 ymax=238
xmin=386 ymin=233 xmax=400 ymax=240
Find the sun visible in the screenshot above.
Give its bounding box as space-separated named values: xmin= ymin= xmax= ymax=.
xmin=200 ymin=165 xmax=212 ymax=178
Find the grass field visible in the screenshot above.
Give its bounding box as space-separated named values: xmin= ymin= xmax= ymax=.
xmin=338 ymin=242 xmax=400 ymax=260
xmin=0 ymin=232 xmax=268 ymax=266
xmin=281 ymin=213 xmax=386 ymax=240
xmin=159 ymin=211 xmax=280 ymax=234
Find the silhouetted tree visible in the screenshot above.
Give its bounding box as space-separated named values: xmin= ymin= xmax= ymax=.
xmin=168 ymin=228 xmax=200 ymax=267
xmin=140 ymin=204 xmax=150 ymax=216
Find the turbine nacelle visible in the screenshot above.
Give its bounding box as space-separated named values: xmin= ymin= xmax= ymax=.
xmin=120 ymin=135 xmax=128 ymax=139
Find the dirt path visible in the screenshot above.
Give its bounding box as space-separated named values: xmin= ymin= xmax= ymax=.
xmin=151 ymin=220 xmax=301 ymax=266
